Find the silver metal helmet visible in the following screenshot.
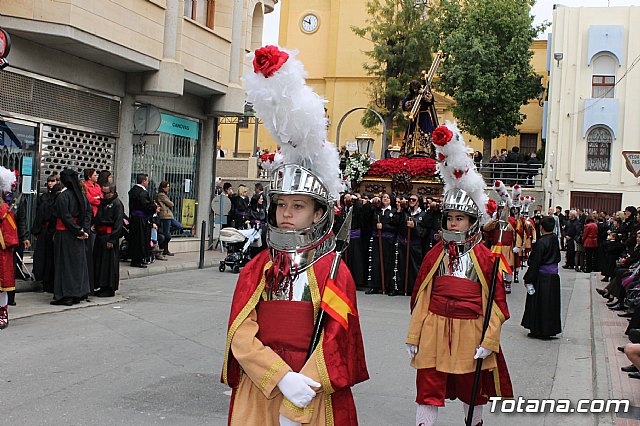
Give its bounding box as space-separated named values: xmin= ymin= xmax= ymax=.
xmin=440 ymin=188 xmax=482 ymax=255
xmin=266 ymin=164 xmax=336 ymax=273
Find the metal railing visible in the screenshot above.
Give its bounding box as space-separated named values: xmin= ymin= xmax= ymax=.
xmin=477 ymin=162 xmax=544 ymax=188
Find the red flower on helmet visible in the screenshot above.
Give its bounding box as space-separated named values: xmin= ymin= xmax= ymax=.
xmin=513 ymin=184 xmax=520 ymax=190
xmin=494 ymin=180 xmax=502 ymax=187
xmin=253 ymin=45 xmax=290 ymax=78
xmin=453 ymin=169 xmax=467 ymax=179
xmin=437 ymin=153 xmax=446 ymax=162
xmin=486 ymin=199 xmax=497 ymax=216
xmin=432 ymin=126 xmax=453 ymax=146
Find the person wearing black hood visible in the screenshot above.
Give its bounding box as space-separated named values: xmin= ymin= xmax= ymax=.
xmin=32 ymin=174 xmax=59 ymax=293
xmin=51 ymin=169 xmax=90 ymax=306
xmin=128 ymin=174 xmax=159 ymax=268
xmin=93 ymin=182 xmax=124 ymax=297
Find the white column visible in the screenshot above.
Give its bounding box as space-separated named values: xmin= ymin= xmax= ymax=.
xmin=116 ymin=94 xmax=135 ymax=213
xmin=229 ymin=0 xmax=244 ymax=83
xmin=197 ymin=117 xmax=216 ymax=238
xmin=163 ymin=0 xmax=179 ymax=59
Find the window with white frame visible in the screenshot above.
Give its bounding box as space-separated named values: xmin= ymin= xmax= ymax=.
xmin=591 ymin=54 xmax=616 ymax=98
xmin=586 ymin=126 xmax=612 ymax=172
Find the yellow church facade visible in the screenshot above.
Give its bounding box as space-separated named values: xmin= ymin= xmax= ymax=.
xmin=220 ymin=1 xmax=547 ymax=162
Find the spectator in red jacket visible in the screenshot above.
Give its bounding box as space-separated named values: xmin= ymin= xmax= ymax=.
xmin=583 ymin=217 xmax=599 ymax=273
xmin=84 ymin=168 xmax=102 ymax=217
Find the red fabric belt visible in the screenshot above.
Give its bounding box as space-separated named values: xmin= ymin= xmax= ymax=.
xmin=55 ymin=217 xmax=78 ymax=231
xmin=96 ymin=225 xmax=113 ymax=235
xmin=256 ymin=300 xmax=315 ymax=373
xmin=428 ymin=275 xmax=482 ymax=319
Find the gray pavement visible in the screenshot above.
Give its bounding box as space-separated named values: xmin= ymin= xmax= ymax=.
xmin=0 ymin=257 xmax=615 ymax=425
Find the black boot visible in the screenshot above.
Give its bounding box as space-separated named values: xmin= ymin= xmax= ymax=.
xmin=7 ymin=290 xmax=15 ymax=306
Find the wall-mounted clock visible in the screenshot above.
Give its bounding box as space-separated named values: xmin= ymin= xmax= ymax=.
xmin=300 ymin=14 xmax=319 ymax=34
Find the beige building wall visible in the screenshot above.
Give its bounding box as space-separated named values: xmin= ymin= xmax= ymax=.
xmin=544 ymin=5 xmax=640 ymax=211
xmin=223 ymin=1 xmax=546 ymax=161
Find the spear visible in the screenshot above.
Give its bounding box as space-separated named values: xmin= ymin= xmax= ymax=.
xmin=306 ymin=209 xmax=353 ymax=359
xmin=466 ymin=207 xmax=508 ymax=426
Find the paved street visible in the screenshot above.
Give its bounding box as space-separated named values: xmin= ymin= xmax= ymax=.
xmin=0 ymin=260 xmax=616 ymax=425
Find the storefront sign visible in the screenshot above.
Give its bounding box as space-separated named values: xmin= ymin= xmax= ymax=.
xmin=181 ymin=198 xmax=196 ymax=228
xmin=0 ymin=28 xmax=11 ymax=70
xmin=158 ymin=113 xmax=199 ymax=139
xmin=622 ymin=151 xmax=640 ymax=177
xmin=21 ymin=156 xmax=33 ymax=176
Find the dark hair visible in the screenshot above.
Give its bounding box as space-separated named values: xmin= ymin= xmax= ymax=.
xmin=223 ymin=182 xmax=232 ymax=192
xmin=541 ymin=216 xmax=556 ymax=232
xmin=512 ymin=146 xmax=520 ymax=153
xmin=585 ymin=217 xmax=595 ymax=224
xmin=255 ymin=182 xmax=264 ymax=192
xmin=46 ymin=174 xmax=58 ymax=183
xmin=159 ymin=181 xmax=170 ymax=192
xmin=136 ymin=173 xmax=148 ymax=184
xmin=84 ymin=168 xmax=96 ymax=181
xmin=98 ymin=170 xmax=112 ymax=186
xmin=102 ymin=182 xmax=116 ymax=193
xmin=625 ymin=206 xmax=638 ymax=217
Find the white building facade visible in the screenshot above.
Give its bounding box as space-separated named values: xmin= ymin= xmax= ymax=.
xmin=543 ymin=5 xmax=640 ymax=214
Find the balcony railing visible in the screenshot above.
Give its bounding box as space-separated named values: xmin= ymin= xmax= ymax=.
xmin=477 ymin=162 xmax=544 ymax=188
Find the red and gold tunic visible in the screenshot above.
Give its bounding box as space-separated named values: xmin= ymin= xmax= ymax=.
xmin=0 ymin=202 xmax=18 ymax=292
xmin=222 ymin=250 xmax=368 ymax=425
xmin=406 ymin=241 xmax=513 ymax=405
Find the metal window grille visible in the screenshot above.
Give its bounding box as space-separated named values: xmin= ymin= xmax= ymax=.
xmin=40 ymin=125 xmax=115 ymax=189
xmin=131 ymin=132 xmax=200 ymax=235
xmin=586 ymin=127 xmax=612 ymax=172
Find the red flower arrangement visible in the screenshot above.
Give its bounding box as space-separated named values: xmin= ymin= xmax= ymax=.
xmin=260 ymin=152 xmax=276 ymax=163
xmin=366 ymin=157 xmax=438 ymax=179
xmin=486 ymin=199 xmax=497 ymax=216
xmin=432 ymin=126 xmax=453 ymax=146
xmin=253 ymin=45 xmax=289 ymax=78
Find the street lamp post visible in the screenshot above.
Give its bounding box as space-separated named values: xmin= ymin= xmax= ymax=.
xmin=355 ymin=133 xmax=375 ymax=157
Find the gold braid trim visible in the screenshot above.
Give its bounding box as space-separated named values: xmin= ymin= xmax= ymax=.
xmin=222 ymin=261 xmax=272 ymax=385
xmin=307 ymin=263 xmax=321 ymax=321
xmin=412 ymin=250 xmax=445 ymax=310
xmin=259 ymin=359 xmax=286 ymax=392
xmin=470 ymin=250 xmax=506 ymax=323
xmin=282 ymin=398 xmax=315 ymax=415
xmin=407 ymin=333 xmax=420 ymax=341
xmin=325 ymin=392 xmax=335 ymax=426
xmin=315 ymin=333 xmax=335 ymax=395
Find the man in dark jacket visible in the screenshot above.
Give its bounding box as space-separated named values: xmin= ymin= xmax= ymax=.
xmin=128 ymin=174 xmax=158 ymax=268
xmin=93 ymin=182 xmax=124 ymax=297
xmin=506 ymin=147 xmax=521 ymax=185
xmin=563 ymin=210 xmax=580 ymax=269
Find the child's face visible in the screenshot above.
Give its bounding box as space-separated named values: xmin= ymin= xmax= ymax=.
xmin=446 ymin=211 xmax=471 ymax=232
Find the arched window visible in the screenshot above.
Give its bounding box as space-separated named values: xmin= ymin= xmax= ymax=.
xmin=250 ymin=4 xmax=264 ymax=52
xmin=586 ymin=126 xmax=612 ymax=172
xmin=592 ymin=54 xmax=616 ymax=98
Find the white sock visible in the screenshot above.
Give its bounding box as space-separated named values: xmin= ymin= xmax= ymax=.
xmin=416 ymin=404 xmax=438 ymax=426
xmin=463 ymin=403 xmax=483 ymax=425
xmin=0 ymin=291 xmax=7 ymax=307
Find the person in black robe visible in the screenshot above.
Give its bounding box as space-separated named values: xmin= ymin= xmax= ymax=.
xmin=32 ymin=175 xmax=59 ymax=293
xmin=93 ymin=182 xmax=124 ymax=297
xmin=365 ymin=193 xmax=399 ymax=295
xmin=51 ymin=169 xmax=90 ymax=306
xmin=342 ymin=193 xmax=366 ymax=290
xmin=521 ymin=216 xmax=562 ymax=339
xmin=128 ymin=174 xmax=158 ymax=268
xmin=396 ymin=194 xmax=428 ymax=296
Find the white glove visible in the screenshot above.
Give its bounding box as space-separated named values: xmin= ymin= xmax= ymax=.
xmin=512 ymin=247 xmax=520 ymax=254
xmin=279 ymin=415 xmax=302 ymax=426
xmin=532 ymin=240 xmax=536 ymax=244
xmin=474 ymin=346 xmax=492 ymax=360
xmin=406 ymin=343 xmax=418 ymax=359
xmin=277 ymin=372 xmax=320 ymax=408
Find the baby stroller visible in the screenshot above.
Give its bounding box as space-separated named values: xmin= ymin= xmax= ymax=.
xmin=218 ymin=227 xmax=262 ymax=273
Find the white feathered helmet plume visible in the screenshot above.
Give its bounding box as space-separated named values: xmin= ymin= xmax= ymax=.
xmin=243 ymin=45 xmax=341 ymax=282
xmin=0 ymin=166 xmax=16 ymax=194
xmin=243 ymin=45 xmax=341 ymax=199
xmin=511 ymin=184 xmax=522 ymax=206
xmin=494 ymin=180 xmax=513 ymax=208
xmin=434 ymin=121 xmax=489 ymax=224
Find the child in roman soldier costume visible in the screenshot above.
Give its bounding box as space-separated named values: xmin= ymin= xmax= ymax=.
xmin=406 ymin=123 xmax=512 ymax=426
xmin=221 ymin=46 xmax=368 ymax=426
xmin=517 ymin=195 xmax=537 ymax=265
xmin=0 ymin=167 xmax=19 ymax=329
xmin=483 ymin=180 xmax=516 ymax=294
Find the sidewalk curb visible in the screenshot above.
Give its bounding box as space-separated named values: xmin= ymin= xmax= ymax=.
xmin=590 ymin=273 xmax=616 ymax=426
xmin=121 ymin=257 xmax=219 ymax=280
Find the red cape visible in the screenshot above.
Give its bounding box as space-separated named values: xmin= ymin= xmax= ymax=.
xmin=221 ymin=248 xmax=368 ymax=397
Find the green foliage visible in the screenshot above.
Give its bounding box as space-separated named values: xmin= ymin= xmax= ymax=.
xmin=352 ymin=0 xmax=434 ymax=136
xmin=430 ymin=0 xmax=548 ymax=156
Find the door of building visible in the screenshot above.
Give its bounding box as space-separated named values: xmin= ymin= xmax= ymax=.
xmin=570 ymin=191 xmax=622 ymax=215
